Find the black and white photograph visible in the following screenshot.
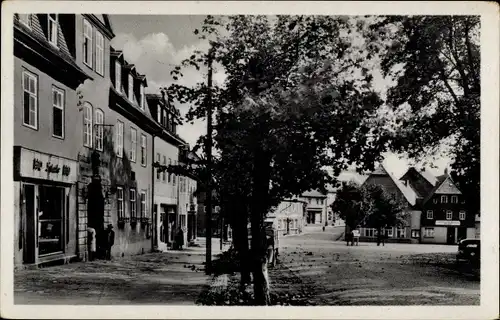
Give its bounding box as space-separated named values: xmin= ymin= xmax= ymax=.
xmin=1 ymin=1 xmax=498 ymax=319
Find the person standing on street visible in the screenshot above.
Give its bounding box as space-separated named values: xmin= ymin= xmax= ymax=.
xmin=87 ymin=227 xmax=96 ymax=261
xmin=105 ymin=224 xmax=115 ymax=260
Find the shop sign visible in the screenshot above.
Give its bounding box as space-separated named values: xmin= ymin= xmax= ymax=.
xmin=19 ymin=147 xmax=77 ymax=183
xmin=435 ymin=220 xmax=461 ymax=226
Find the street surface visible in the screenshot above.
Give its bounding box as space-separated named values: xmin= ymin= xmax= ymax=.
xmin=271 ymin=229 xmax=480 ymax=305
xmin=14 ymin=238 xmax=227 ymax=305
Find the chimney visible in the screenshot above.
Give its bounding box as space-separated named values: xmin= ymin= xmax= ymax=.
xmin=444 ymin=167 xmax=448 ymax=175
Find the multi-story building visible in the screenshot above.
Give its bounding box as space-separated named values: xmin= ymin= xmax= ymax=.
xmin=13 ymin=13 xmax=93 ymax=267
xmin=178 ymin=148 xmax=199 ymax=244
xmin=146 ymin=92 xmax=193 ymax=250
xmin=301 ymin=190 xmax=328 ymax=226
xmin=271 ymin=199 xmax=306 ymax=236
xmin=359 ymin=164 xmax=474 ymax=244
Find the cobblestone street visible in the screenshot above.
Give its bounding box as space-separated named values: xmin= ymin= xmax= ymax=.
xmin=270 ymin=231 xmax=480 ymax=305
xmin=15 ymin=238 xmax=227 ymax=305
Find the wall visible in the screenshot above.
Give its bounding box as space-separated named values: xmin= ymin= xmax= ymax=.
xmin=422 ymin=194 xmax=472 ymax=228
xmin=14 ymin=58 xmax=79 ymax=159
xmin=420 ymin=226 xmax=447 ymax=244
xmin=153 ymin=137 xmax=178 ymax=205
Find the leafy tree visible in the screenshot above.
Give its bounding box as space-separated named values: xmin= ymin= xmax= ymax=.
xmin=361 ymin=16 xmax=480 ymax=216
xmin=331 ymin=181 xmax=369 ymax=231
xmin=363 ymin=184 xmax=407 ymax=245
xmin=166 ymin=15 xmax=385 ymax=305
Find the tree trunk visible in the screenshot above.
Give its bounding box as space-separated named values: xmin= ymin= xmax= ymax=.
xmin=233 ymin=202 xmax=251 ymax=287
xmin=249 ymin=149 xmax=272 ymax=305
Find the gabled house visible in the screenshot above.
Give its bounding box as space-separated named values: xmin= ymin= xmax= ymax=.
xmin=361 ymin=164 xmax=474 ymax=245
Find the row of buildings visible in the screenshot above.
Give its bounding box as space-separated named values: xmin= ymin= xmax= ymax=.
xmin=13 ymin=14 xmax=199 ymax=268
xmin=347 ymin=164 xmax=479 ymax=244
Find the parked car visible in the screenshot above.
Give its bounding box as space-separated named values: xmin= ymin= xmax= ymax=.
xmin=456 ymin=238 xmax=480 ymax=266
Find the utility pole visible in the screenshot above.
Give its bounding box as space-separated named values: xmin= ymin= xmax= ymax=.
xmin=205 ymin=45 xmax=214 ymax=274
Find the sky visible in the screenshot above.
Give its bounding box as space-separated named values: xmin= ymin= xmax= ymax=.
xmin=109 ymin=15 xmax=451 ymax=179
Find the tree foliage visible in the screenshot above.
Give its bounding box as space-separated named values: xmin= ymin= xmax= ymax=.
xmin=362 ymin=16 xmax=480 ymax=214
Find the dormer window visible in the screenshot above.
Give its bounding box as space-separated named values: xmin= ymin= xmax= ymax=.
xmin=48 ymin=14 xmax=58 ymax=46
xmin=128 ymin=74 xmax=134 ymax=101
xmin=18 ymin=14 xmax=32 ymax=28
xmin=139 ymin=84 xmax=145 ymax=109
xmin=115 ymin=60 xmax=121 ymax=92
xmin=157 ymin=106 xmax=161 ymax=123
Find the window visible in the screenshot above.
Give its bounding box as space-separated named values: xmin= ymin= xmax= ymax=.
xmin=117 ymin=187 xmax=124 ymax=219
xmin=128 ymin=74 xmax=134 ymax=101
xmin=163 ymin=109 xmax=168 ymax=127
xmin=441 ymin=195 xmax=448 ymax=203
xmin=83 ymin=19 xmax=92 ymax=66
xmin=364 ymin=228 xmax=375 ymax=237
xmin=37 ymin=185 xmax=65 ymax=256
xmin=115 ymin=121 xmax=124 ymax=157
xmin=424 ymin=227 xmax=435 ymax=238
xmin=129 ymin=127 xmax=137 ymax=162
xmin=157 ymin=107 xmax=161 ymax=123
xmin=180 ymin=214 xmax=186 ymax=228
xmin=22 ymin=71 xmax=37 ymax=129
xmin=433 ymin=198 xmax=438 ymax=204
xmin=396 ymin=228 xmax=406 ymax=238
xmin=95 ymin=31 xmax=104 ymax=75
xmin=278 ymin=220 xmax=282 ymax=229
xmin=94 ymin=109 xmax=104 ymax=151
xmin=385 ymin=228 xmax=393 ymax=237
xmin=459 ymin=210 xmax=466 ymax=220
xmin=48 ymin=14 xmax=58 ymax=46
xmin=139 ymin=84 xmax=145 ymax=109
xmin=426 ymin=210 xmax=433 ymax=219
xmin=156 ymin=153 xmax=161 ymax=180
xmin=140 ymin=134 xmax=147 ymax=166
xmin=130 ymin=189 xmax=136 ymax=219
xmin=446 ymin=210 xmax=453 ymax=220
xmin=168 ymin=158 xmax=172 ymax=183
xmin=18 ymin=14 xmax=32 ymax=27
xmin=115 ymin=60 xmax=121 ymax=92
xmin=162 ymin=156 xmax=167 ymax=182
xmin=451 ymin=196 xmax=458 ymax=204
xmin=140 ymin=191 xmax=147 ymax=218
xmin=83 ymin=102 xmax=92 ymax=147
xmin=173 ymin=161 xmax=177 ymax=185
xmin=411 ymin=230 xmax=420 ymax=238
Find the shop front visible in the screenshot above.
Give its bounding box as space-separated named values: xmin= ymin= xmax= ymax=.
xmin=14 ymin=147 xmax=78 ymax=267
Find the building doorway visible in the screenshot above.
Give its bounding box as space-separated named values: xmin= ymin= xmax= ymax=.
xmin=446 ymin=227 xmax=456 ymax=245
xmin=38 ymin=185 xmax=65 ymax=256
xmin=23 ymin=184 xmax=36 ymax=264
xmin=307 ymin=211 xmax=316 ymax=224
xmin=457 ymin=227 xmax=467 ymax=241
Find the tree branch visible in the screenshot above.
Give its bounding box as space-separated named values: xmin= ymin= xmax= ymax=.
xmin=440 ymin=69 xmax=460 ymax=105
xmin=447 ymin=19 xmax=470 ymax=96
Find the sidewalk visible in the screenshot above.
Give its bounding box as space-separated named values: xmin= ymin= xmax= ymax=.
xmin=15 ymin=238 xmax=229 ymax=305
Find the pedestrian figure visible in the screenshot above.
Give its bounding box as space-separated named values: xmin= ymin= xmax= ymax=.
xmin=266 ymin=233 xmax=276 ymax=267
xmin=175 ymin=227 xmax=185 ymax=250
xmin=346 ymin=230 xmax=352 ymax=246
xmin=352 ymin=229 xmax=360 ymax=246
xmin=87 ymin=227 xmax=96 ymax=261
xmin=376 ymin=229 xmax=382 ymax=246
xmin=105 ymin=224 xmax=115 ymax=260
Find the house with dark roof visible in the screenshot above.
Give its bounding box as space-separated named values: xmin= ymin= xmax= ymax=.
xmin=13 ymin=13 xmax=95 ymax=267
xmin=360 ymin=164 xmax=474 ymax=244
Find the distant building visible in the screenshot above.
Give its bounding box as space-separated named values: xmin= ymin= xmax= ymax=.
xmin=271 ymin=199 xmax=307 ymax=236
xmin=358 ymin=164 xmax=474 ymax=244
xmin=301 ymin=190 xmax=328 ymax=226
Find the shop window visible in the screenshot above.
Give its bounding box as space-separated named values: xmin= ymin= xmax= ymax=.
xmin=446 ymin=210 xmax=453 ymax=220
xmin=22 ymin=70 xmax=38 ymax=129
xmin=83 ymin=19 xmax=92 ymax=67
xmin=411 ymin=230 xmax=420 ymax=238
xmin=364 ymin=228 xmax=375 ymax=237
xmin=130 ymin=127 xmax=137 ymax=162
xmin=459 ymin=210 xmax=466 ymax=220
xmin=426 ymin=210 xmax=433 ymax=219
xmin=38 ymin=185 xmax=64 ymax=256
xmin=424 ymin=227 xmax=435 ymax=238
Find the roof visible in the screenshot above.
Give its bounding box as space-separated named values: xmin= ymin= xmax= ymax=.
xmin=418 ymin=169 xmax=439 ymax=186
xmin=383 ymin=164 xmax=418 ymax=206
xmin=301 ymin=190 xmax=327 ymax=198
